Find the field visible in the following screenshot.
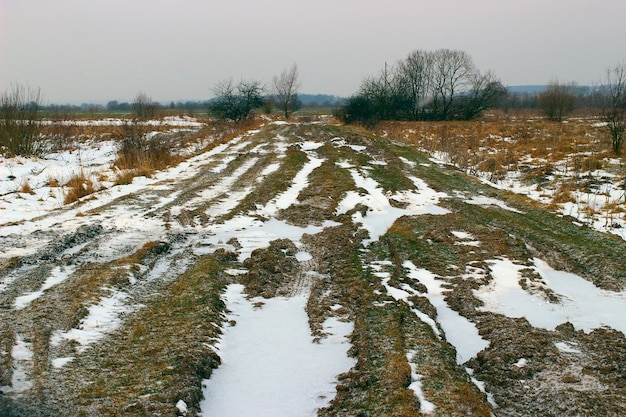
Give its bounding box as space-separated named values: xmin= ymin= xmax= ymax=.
xmin=1 ymin=113 xmax=625 ymax=416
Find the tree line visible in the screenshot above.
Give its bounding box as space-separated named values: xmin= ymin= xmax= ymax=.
xmin=1 ymin=53 xmax=625 ymax=156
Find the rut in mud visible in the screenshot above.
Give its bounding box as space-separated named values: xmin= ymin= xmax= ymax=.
xmin=1 ymin=119 xmax=625 ymax=416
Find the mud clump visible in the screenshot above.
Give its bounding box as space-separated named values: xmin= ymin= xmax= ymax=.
xmin=468 ymin=316 xmax=626 ymax=416
xmin=242 ymin=239 xmax=300 ymax=298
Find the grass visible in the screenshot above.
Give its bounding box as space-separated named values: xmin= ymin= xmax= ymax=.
xmin=3 ymin=115 xmax=626 ymax=416
xmin=64 ymin=171 xmax=96 ymax=204
xmin=377 ymin=114 xmax=626 ymax=228
xmin=19 ymin=179 xmax=35 ymax=195
xmin=58 ymin=252 xmax=233 ymax=416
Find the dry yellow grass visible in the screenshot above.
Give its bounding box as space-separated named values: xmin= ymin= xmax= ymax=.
xmin=377 ymin=113 xmax=614 ymax=168
xmin=376 ymin=112 xmax=626 ymax=224
xmin=19 ymin=180 xmax=35 ymax=195
xmin=64 ymin=171 xmax=96 ymax=204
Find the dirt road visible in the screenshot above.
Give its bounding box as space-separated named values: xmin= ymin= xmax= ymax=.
xmin=1 ymin=119 xmax=625 ymax=416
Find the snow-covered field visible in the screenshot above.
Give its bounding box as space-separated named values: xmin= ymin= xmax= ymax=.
xmin=1 ymin=117 xmax=625 ymax=416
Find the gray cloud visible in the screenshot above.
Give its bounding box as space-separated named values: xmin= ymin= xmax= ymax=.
xmin=2 ymin=0 xmax=625 ymax=103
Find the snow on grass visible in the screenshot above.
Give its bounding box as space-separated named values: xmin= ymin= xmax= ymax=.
xmin=463 ymin=194 xmax=523 ymax=213
xmin=188 ymin=157 xmax=259 ymax=215
xmin=257 ymin=154 xmax=325 ymax=217
xmin=403 ymin=261 xmax=489 ymax=364
xmin=13 ymin=291 xmax=44 ymax=310
xmin=398 ymin=156 xmax=417 ymax=168
xmin=200 ymin=284 xmax=355 ymax=417
xmin=465 ymin=367 xmax=498 ymax=408
xmin=50 ymin=290 xmax=130 ymax=354
xmin=90 ymin=214 xmax=167 ymax=263
xmin=40 ymin=116 xmax=205 ymax=128
xmin=337 ymin=170 xmax=449 ymax=245
xmin=0 ymin=335 xmax=33 ymax=394
xmin=369 ymin=261 xmax=442 ymax=338
xmin=479 ymin=161 xmax=626 ymax=240
xmin=197 ymin=216 xmax=334 ymax=262
xmin=407 ymin=350 xmax=436 ymax=414
xmin=0 ymin=119 xmax=240 ymax=236
xmin=0 ymin=140 xmax=118 ymax=225
xmin=554 ymin=341 xmax=581 ymax=354
xmin=258 ymin=162 xmax=281 ymax=179
xmin=330 ymin=136 xmax=366 ymax=152
xmin=14 ymin=265 xmax=77 ymax=309
xmin=300 ymin=140 xmax=324 ymax=151
xmin=475 ymin=257 xmax=626 ymax=335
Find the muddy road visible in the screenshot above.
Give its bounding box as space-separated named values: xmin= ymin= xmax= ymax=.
xmin=1 ymin=119 xmax=625 ymax=416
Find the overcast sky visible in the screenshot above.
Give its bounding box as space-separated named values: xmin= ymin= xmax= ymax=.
xmin=2 ymin=0 xmax=625 ymax=104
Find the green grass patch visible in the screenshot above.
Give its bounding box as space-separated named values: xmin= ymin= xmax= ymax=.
xmin=55 ymin=251 xmax=234 ymax=416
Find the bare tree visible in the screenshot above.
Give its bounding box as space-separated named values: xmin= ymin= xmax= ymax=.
xmin=596 ymin=61 xmax=626 ymax=154
xmin=273 ymin=64 xmax=301 ymax=118
xmin=431 ymin=49 xmax=475 ymax=120
xmin=396 ymin=50 xmax=434 ymax=119
xmin=537 ymin=80 xmax=576 ymax=121
xmin=459 ymin=70 xmax=507 ymax=120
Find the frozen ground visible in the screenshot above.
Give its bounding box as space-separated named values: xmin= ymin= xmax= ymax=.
xmin=1 ymin=117 xmax=625 ymax=416
xmin=200 ymin=284 xmax=354 ymax=417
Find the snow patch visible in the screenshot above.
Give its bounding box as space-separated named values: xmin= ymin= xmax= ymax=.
xmin=51 ymin=357 xmax=75 ymax=369
xmin=407 ymin=350 xmax=436 ymax=414
xmin=51 ymin=290 xmax=130 ymax=352
xmin=475 ymin=257 xmax=626 ymax=335
xmin=337 ymin=169 xmax=449 ymax=245
xmin=464 ymin=195 xmax=523 ymax=213
xmin=200 ymin=284 xmax=355 ymax=417
xmin=0 ymin=335 xmax=33 ymax=394
xmin=14 ymin=265 xmax=76 ymax=309
xmin=295 ymin=251 xmax=313 ymax=262
xmin=404 ymin=261 xmax=489 ymax=363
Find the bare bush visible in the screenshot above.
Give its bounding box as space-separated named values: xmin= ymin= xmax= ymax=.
xmin=210 ymin=79 xmax=264 ymax=122
xmin=64 ymin=171 xmax=96 ymax=204
xmin=0 ymin=84 xmax=44 ymax=156
xmin=132 ymin=92 xmax=160 ymax=120
xmin=538 ymin=80 xmax=576 ymax=121
xmin=113 ymin=122 xmax=178 ymax=182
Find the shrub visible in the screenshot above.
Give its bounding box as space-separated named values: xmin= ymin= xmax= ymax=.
xmin=113 ymin=121 xmax=178 ymax=181
xmin=20 ymin=180 xmax=35 ymax=195
xmin=209 ymin=79 xmax=264 ymax=122
xmin=0 ymin=84 xmax=44 ymax=156
xmin=336 ymin=49 xmax=506 ymax=126
xmin=132 ymin=92 xmax=160 ymax=120
xmin=537 ymin=81 xmax=576 ymax=121
xmin=64 ymin=171 xmax=96 ymax=204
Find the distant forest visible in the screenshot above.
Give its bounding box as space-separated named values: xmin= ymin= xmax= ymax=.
xmin=40 ymin=94 xmax=346 ymax=113
xmin=36 ymin=86 xmax=600 ymax=116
